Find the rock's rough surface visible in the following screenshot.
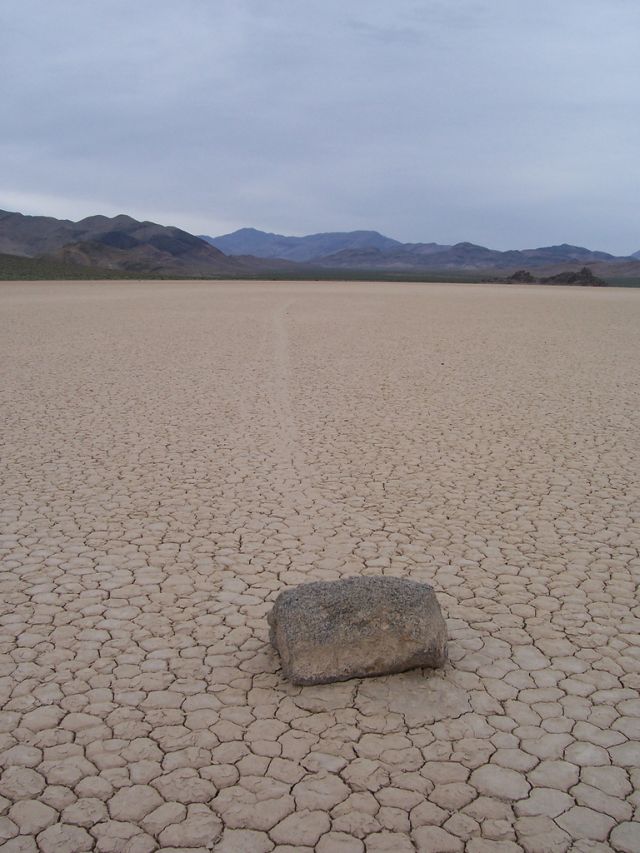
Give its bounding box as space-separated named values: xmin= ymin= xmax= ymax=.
xmin=268 ymin=576 xmax=447 ymax=685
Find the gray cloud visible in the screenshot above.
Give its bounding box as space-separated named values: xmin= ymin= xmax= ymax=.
xmin=1 ymin=0 xmax=639 ymax=252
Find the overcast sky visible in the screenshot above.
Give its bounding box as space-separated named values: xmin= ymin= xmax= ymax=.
xmin=2 ymin=0 xmax=639 ymax=252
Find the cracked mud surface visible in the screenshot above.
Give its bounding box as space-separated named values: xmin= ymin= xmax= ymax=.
xmin=1 ymin=280 xmax=639 ymax=852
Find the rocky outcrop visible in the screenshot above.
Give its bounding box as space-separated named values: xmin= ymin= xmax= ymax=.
xmin=484 ymin=266 xmax=608 ymax=286
xmin=507 ymin=269 xmax=536 ymax=283
xmin=541 ymin=266 xmax=607 ymax=286
xmin=268 ymin=576 xmax=447 ymax=685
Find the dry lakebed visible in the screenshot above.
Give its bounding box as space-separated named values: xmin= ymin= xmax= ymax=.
xmin=1 ymin=280 xmax=639 ymax=852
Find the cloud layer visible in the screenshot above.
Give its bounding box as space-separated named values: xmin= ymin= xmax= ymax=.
xmin=2 ymin=0 xmax=639 ymax=252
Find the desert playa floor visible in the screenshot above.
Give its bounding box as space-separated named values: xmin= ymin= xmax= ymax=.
xmin=1 ymin=280 xmax=639 ymax=853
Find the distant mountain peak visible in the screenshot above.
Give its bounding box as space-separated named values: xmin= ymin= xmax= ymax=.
xmin=197 ymin=226 xmax=640 ymax=274
xmin=201 ymin=227 xmax=403 ymax=262
xmin=2 ymin=208 xmax=639 ymax=280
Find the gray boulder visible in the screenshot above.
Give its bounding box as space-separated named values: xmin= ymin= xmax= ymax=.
xmin=268 ymin=576 xmax=447 ymax=685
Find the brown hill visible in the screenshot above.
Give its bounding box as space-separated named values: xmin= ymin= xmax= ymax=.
xmin=0 ymin=210 xmax=256 ymax=276
xmin=50 ymin=238 xmax=245 ymax=276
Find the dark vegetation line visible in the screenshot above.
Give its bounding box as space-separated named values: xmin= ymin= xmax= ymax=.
xmin=2 ymin=254 xmax=639 ymax=286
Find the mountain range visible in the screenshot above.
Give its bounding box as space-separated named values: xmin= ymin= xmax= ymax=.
xmin=1 ymin=208 xmax=638 ymax=280
xmin=203 ymin=227 xmax=402 ymax=262
xmin=202 ymin=228 xmax=640 ymax=275
xmin=0 ymin=210 xmax=297 ymax=277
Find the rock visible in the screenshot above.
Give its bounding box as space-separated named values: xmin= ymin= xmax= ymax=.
xmin=268 ymin=576 xmax=447 ymax=685
xmin=507 ymin=270 xmax=536 ymax=283
xmin=541 ymin=267 xmax=607 ymax=287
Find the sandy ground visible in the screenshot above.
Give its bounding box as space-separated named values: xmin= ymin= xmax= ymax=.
xmin=1 ymin=279 xmax=639 ymax=853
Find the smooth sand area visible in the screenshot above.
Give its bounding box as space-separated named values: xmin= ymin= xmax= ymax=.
xmin=1 ymin=280 xmax=639 ymax=852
